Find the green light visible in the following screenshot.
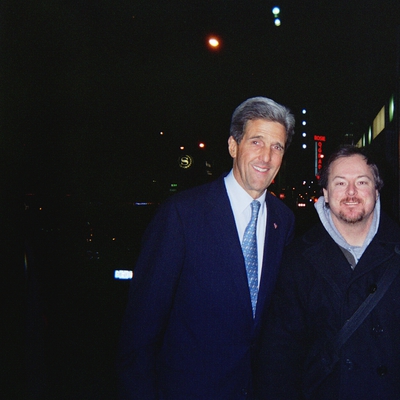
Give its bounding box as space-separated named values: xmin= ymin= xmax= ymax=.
xmin=389 ymin=94 xmax=394 ymax=122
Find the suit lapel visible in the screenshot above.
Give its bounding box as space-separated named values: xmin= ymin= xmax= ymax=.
xmin=206 ymin=177 xmax=253 ymax=319
xmin=255 ymin=194 xmax=283 ymax=321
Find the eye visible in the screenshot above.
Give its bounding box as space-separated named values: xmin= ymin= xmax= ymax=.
xmin=272 ymin=144 xmax=284 ymax=152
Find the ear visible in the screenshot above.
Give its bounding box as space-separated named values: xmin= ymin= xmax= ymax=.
xmin=228 ymin=136 xmax=237 ymax=159
xmin=323 ymin=188 xmax=329 ymax=202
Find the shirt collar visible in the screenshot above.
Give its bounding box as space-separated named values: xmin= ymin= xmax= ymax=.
xmin=225 ymin=169 xmax=266 ymax=213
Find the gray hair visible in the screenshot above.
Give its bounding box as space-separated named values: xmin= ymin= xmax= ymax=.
xmin=229 ymin=97 xmax=295 ymax=149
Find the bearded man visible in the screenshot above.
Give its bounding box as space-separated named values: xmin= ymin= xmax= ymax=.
xmin=255 ymin=145 xmax=400 ymax=400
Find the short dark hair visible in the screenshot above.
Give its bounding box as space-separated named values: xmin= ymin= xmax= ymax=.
xmin=319 ymin=145 xmax=384 ymax=191
xmin=229 ymin=97 xmax=295 ymax=149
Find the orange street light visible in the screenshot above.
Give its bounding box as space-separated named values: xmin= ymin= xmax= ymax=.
xmin=206 ymin=35 xmax=222 ymax=51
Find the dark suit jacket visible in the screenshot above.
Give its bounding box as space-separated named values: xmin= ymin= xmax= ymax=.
xmin=117 ymin=174 xmax=295 ymax=399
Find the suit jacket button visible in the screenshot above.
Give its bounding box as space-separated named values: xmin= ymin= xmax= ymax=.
xmin=377 ymin=365 xmax=388 ymax=376
xmin=241 ymin=388 xmax=248 ymax=396
xmin=345 ymin=358 xmax=354 ymax=370
xmin=369 ymin=283 xmax=378 ymax=293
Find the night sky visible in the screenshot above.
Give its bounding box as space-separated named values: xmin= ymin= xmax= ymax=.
xmin=2 ymin=0 xmax=400 ymax=201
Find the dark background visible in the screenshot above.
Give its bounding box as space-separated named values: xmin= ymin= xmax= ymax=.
xmin=2 ymin=1 xmax=400 ymax=398
xmin=3 ymin=0 xmax=400 ymax=198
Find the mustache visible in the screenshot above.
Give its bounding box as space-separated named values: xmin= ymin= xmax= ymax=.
xmin=340 ymin=197 xmax=361 ymax=204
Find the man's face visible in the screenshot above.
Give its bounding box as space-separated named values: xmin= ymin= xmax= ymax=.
xmin=228 ymin=119 xmax=286 ymax=199
xmin=323 ymin=154 xmax=378 ymax=226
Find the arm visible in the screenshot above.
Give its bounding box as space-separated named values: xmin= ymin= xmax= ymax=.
xmin=116 ymin=200 xmax=186 ymax=399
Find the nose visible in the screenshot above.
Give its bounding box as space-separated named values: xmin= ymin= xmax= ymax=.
xmin=260 ymin=146 xmax=271 ymax=163
xmin=346 ymin=182 xmax=357 ymax=196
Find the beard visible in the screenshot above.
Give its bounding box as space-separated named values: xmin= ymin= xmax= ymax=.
xmin=338 ymin=209 xmax=365 ymax=224
xmin=338 ymin=197 xmax=366 ymax=224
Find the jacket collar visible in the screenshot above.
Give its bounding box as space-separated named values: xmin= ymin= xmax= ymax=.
xmin=302 ymin=211 xmax=400 ymax=280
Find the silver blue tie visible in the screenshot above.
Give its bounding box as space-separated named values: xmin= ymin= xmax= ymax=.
xmin=242 ymin=200 xmax=261 ymax=318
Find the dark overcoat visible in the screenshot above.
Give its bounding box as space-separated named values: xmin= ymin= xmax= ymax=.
xmin=117 ymin=174 xmax=295 ymax=399
xmin=256 ymin=211 xmax=400 ymax=400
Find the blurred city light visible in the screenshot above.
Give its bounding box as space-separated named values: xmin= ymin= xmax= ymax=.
xmin=207 ymin=36 xmax=221 ymax=51
xmin=272 ymin=6 xmax=281 ymax=26
xmin=272 ymin=6 xmax=280 ymax=16
xmin=209 ymin=38 xmax=219 ymax=47
xmin=114 ymin=270 xmax=133 ymax=280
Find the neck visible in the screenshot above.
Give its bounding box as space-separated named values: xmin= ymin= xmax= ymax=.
xmin=332 ymin=214 xmax=374 ymax=247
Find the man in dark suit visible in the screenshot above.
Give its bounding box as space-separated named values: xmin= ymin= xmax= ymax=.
xmin=116 ymin=97 xmax=295 ymax=399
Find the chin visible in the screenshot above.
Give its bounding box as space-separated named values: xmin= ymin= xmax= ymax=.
xmin=339 ymin=212 xmax=365 ymax=224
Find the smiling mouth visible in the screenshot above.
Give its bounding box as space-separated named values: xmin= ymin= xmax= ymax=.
xmin=341 ymin=198 xmax=360 ymax=206
xmin=253 ymin=165 xmax=269 ymax=173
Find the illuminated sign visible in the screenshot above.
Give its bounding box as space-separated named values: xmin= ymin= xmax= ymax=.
xmin=315 ymin=138 xmax=325 ymax=177
xmin=179 ymin=155 xmax=193 ymax=169
xmin=114 ymin=270 xmax=133 ymax=280
xmin=317 ymin=142 xmax=323 ymax=171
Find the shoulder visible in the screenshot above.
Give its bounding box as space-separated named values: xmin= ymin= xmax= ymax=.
xmin=377 ymin=211 xmax=400 ymax=240
xmin=372 ymin=212 xmax=400 ymax=257
xmin=166 ymin=174 xmax=227 ymax=208
xmin=152 ymin=175 xmax=228 ymax=224
xmin=274 ymin=224 xmax=332 ymax=291
xmin=266 ymin=191 xmax=291 ymax=210
xmin=282 ymin=223 xmax=328 ymax=261
xmin=265 ymin=191 xmax=295 ymax=222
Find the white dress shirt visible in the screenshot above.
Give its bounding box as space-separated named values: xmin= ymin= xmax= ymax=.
xmin=224 ymin=170 xmax=267 ymax=287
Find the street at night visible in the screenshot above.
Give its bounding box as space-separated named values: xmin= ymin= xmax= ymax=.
xmin=2 ymin=1 xmax=400 ymax=398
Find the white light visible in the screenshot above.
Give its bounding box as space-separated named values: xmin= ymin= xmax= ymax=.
xmin=302 ymin=121 xmax=306 ymax=125
xmin=302 ymin=133 xmax=306 ymax=137
xmin=272 ymin=6 xmax=280 ymax=15
xmin=302 ymin=109 xmax=307 ymax=114
xmin=302 ymin=144 xmax=307 ymax=149
xmin=209 ymin=38 xmax=219 ymax=47
xmin=114 ymin=270 xmax=133 ymax=280
xmin=274 ymin=18 xmax=281 ymax=26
